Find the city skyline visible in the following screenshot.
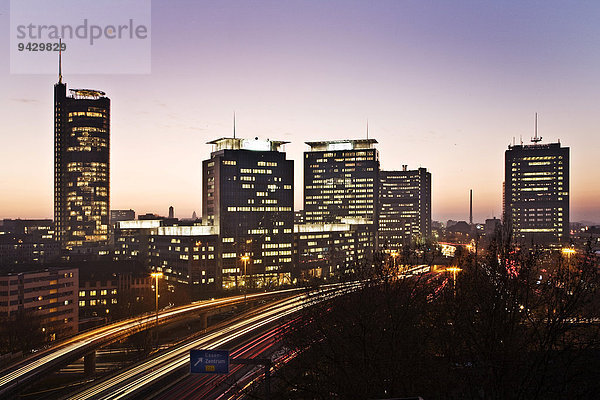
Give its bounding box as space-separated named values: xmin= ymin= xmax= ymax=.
xmin=1 ymin=1 xmax=599 ymax=223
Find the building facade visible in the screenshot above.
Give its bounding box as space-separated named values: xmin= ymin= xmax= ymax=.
xmin=110 ymin=210 xmax=135 ymax=224
xmin=148 ymin=225 xmax=219 ymax=293
xmin=293 ymin=218 xmax=375 ymax=281
xmin=202 ymin=137 xmax=294 ymax=289
xmin=504 ymin=142 xmax=569 ymax=246
xmin=304 ymin=140 xmax=379 ymax=226
xmin=114 ymin=219 xmax=162 ymax=262
xmin=0 ymin=219 xmax=60 ymax=266
xmin=55 ymin=77 xmax=110 ymax=252
xmin=0 ymin=268 xmax=78 ymax=341
xmin=379 ymin=167 xmax=431 ymax=250
xmin=78 ymin=265 xmax=153 ymax=327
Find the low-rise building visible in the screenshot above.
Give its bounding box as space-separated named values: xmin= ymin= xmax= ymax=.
xmin=294 ymin=218 xmax=375 ymax=280
xmin=0 ymin=219 xmax=60 ymax=266
xmin=148 ymin=225 xmax=219 ymax=297
xmin=0 ymin=267 xmax=78 ymax=342
xmin=113 ymin=219 xmax=162 ymax=262
xmin=78 ymin=261 xmax=153 ymax=328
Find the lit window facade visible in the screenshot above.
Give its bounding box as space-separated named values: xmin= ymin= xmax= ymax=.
xmin=293 ymin=220 xmax=375 ymax=280
xmin=303 ymin=140 xmax=379 ymax=226
xmin=0 ymin=268 xmax=78 ymax=340
xmin=504 ymin=142 xmax=569 ymax=246
xmin=379 ymin=168 xmax=431 ymax=250
xmin=147 ymin=227 xmax=219 ymax=294
xmin=0 ymin=219 xmax=60 ymax=265
xmin=202 ymin=138 xmax=294 ymax=289
xmin=55 ymin=82 xmax=110 ymax=251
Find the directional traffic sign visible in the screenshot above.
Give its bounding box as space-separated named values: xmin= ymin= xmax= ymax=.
xmin=190 ymin=349 xmax=230 ymax=374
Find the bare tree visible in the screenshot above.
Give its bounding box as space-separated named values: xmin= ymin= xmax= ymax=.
xmin=272 ymin=237 xmax=600 ymax=399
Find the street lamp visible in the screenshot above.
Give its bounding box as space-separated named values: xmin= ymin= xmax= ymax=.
xmin=241 ymin=255 xmax=250 ymax=303
xmin=561 ymin=247 xmax=576 ymax=278
xmin=150 ymin=272 xmax=163 ymax=326
xmin=561 ymin=247 xmax=576 ymax=256
xmin=445 ymin=267 xmax=462 ymax=294
xmin=390 ymin=251 xmax=399 ymax=272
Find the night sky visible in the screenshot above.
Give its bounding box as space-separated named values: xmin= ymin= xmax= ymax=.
xmin=1 ymin=0 xmax=599 ymax=223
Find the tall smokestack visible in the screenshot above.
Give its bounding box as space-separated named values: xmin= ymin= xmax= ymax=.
xmin=469 ymin=189 xmax=473 ymax=225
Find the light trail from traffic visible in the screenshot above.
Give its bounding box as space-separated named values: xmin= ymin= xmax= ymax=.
xmin=0 ymin=288 xmax=303 ymax=397
xmin=159 ymin=318 xmax=298 ymax=399
xmin=65 ymin=282 xmax=361 ymax=400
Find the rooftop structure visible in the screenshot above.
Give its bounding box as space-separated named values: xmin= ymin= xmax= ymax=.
xmin=207 ymin=137 xmax=289 ymax=153
xmin=305 ymin=139 xmax=378 ymax=152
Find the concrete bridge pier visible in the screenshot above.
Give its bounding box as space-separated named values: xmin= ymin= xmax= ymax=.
xmin=84 ymin=351 xmax=96 ymax=376
xmin=199 ymin=312 xmax=208 ymax=330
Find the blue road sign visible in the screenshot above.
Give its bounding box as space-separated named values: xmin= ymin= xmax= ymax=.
xmin=190 ymin=349 xmax=230 ymax=374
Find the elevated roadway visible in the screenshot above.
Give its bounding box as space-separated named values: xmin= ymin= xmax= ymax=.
xmin=64 ymin=282 xmax=360 ymax=399
xmin=0 ymin=288 xmax=303 ymax=397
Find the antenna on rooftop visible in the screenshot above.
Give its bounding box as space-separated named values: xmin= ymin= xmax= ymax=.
xmin=233 ymin=111 xmax=236 ymax=138
xmin=58 ymin=38 xmax=63 ymax=84
xmin=531 ymin=112 xmax=542 ymax=143
xmin=366 ymin=119 xmax=369 ymax=140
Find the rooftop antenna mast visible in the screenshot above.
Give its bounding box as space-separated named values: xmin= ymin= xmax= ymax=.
xmin=233 ymin=111 xmax=236 ymax=139
xmin=531 ymin=112 xmax=542 ymax=143
xmin=58 ymin=38 xmax=63 ymax=84
xmin=366 ymin=119 xmax=369 ymax=140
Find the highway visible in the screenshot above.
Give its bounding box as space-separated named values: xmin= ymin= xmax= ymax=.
xmin=63 ymin=282 xmax=360 ymax=400
xmin=0 ymin=288 xmax=303 ymax=397
xmin=151 ymin=318 xmax=299 ymax=399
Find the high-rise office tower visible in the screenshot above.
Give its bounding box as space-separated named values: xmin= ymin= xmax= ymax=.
xmin=54 ymin=63 xmax=110 ymax=251
xmin=304 ymin=139 xmax=379 ymax=225
xmin=202 ymin=137 xmax=294 ymax=289
xmin=379 ymin=167 xmax=431 ymax=250
xmin=504 ymin=136 xmax=569 ymax=246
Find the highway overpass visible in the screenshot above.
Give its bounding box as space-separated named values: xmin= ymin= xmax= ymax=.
xmin=0 ymin=287 xmax=304 ymax=398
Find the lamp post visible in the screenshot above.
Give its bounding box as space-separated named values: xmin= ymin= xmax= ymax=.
xmin=445 ymin=267 xmax=462 ymax=295
xmin=150 ymin=272 xmax=163 ymax=326
xmin=390 ymin=251 xmax=399 ymax=271
xmin=241 ymin=255 xmax=250 ymax=303
xmin=561 ymin=247 xmax=575 ymax=256
xmin=561 ymin=247 xmax=576 ymax=279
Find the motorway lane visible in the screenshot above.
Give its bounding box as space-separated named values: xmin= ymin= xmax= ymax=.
xmin=151 ymin=318 xmax=298 ymax=399
xmin=63 ymin=283 xmax=360 ymax=400
xmin=0 ymin=288 xmax=303 ymax=397
xmin=66 ymin=296 xmax=307 ymax=399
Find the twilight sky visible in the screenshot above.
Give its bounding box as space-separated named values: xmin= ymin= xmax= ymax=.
xmin=1 ymin=0 xmax=599 ymax=223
